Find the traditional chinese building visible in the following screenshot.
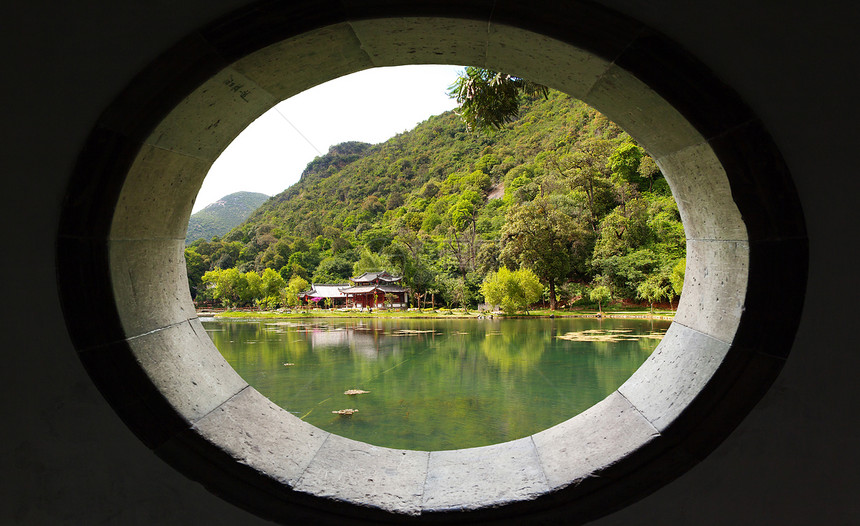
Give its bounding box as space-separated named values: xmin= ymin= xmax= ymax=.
xmin=298 ymin=283 xmax=350 ymax=307
xmin=341 ymin=271 xmax=408 ymax=309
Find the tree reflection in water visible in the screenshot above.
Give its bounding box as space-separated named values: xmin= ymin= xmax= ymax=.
xmin=205 ymin=317 xmax=668 ymax=451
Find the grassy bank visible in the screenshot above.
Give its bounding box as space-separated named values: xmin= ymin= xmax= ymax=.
xmin=201 ymin=307 xmax=675 ymax=321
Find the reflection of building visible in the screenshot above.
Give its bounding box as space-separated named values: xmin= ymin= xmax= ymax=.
xmin=307 ymin=325 xmax=387 ymax=359
xmin=341 ymin=271 xmax=408 ymax=309
xmin=298 ymin=283 xmax=350 ymax=307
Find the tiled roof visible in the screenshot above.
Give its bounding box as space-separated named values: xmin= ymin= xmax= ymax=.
xmin=350 ymin=271 xmax=402 ymax=283
xmin=342 ymin=284 xmax=407 ymax=294
xmin=299 ymin=283 xmax=350 ymax=298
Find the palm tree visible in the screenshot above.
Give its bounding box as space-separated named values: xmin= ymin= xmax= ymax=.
xmin=448 ymin=67 xmax=549 ymax=131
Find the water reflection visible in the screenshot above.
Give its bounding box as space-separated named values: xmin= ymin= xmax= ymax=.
xmin=205 ymin=317 xmax=669 ymax=451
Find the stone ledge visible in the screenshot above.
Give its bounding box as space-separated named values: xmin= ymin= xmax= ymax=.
xmin=192 ymin=387 xmax=329 ymax=486
xmin=619 ymin=323 xmax=730 ymax=432
xmin=674 ymin=239 xmax=749 ymax=344
xmin=294 ymin=434 xmax=429 ymax=515
xmin=532 ymin=392 xmax=659 ymax=490
xmin=658 ymin=141 xmax=748 ymax=242
xmin=109 ymin=238 xmax=196 ymax=338
xmin=422 ymin=437 xmax=549 ymax=512
xmin=126 ymin=318 xmax=248 ymax=423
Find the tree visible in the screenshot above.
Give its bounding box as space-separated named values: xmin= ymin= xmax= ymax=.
xmin=184 ymin=247 xmax=209 ymax=297
xmin=201 ymin=267 xmax=253 ymax=308
xmin=447 ymin=189 xmax=482 ymax=276
xmin=243 ymin=270 xmax=263 ymax=307
xmin=480 ymin=266 xmax=544 ymax=314
xmin=668 ymin=257 xmax=686 ymax=310
xmin=500 ymin=198 xmax=584 ymax=309
xmin=550 ymin=137 xmax=615 ymax=232
xmin=637 ymin=274 xmax=671 ymax=315
xmin=448 ymin=66 xmax=549 ymax=131
xmin=259 ymin=268 xmax=287 ymax=309
xmin=385 ymin=293 xmax=397 ymax=309
xmin=352 ymin=247 xmax=385 ymax=276
xmin=282 ymin=275 xmax=309 ymax=308
xmin=589 ymin=284 xmax=611 ymax=313
xmin=312 ymin=256 xmax=354 ymax=283
xmin=437 ymin=274 xmax=471 ymax=309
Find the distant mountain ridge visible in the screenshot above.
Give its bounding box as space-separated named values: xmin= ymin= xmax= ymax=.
xmin=186 ymin=191 xmax=270 ymax=244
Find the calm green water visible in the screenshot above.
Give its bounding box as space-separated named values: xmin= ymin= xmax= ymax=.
xmin=203 ymin=317 xmax=669 ymax=451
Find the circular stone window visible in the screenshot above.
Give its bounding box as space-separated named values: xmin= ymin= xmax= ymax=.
xmin=57 ymin=1 xmax=807 ymax=524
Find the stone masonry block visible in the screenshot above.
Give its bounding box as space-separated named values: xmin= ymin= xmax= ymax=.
xmin=486 ymin=23 xmax=612 ymax=100
xmin=126 ymin=318 xmax=248 ymax=423
xmin=192 ymin=387 xmax=329 ymax=486
xmin=233 ymin=23 xmax=375 ymax=101
xmin=109 ymin=238 xmax=195 ymax=338
xmin=349 ymin=18 xmax=487 ymax=68
xmin=675 ymin=239 xmax=749 ymax=344
xmin=110 ymin=144 xmax=211 ymax=240
xmin=295 ymin=434 xmax=429 ymax=515
xmin=657 ymin=142 xmax=748 ymax=242
xmin=145 ymin=67 xmax=276 ymax=160
xmin=586 ymin=64 xmax=703 ymax=159
xmin=618 ymin=322 xmax=729 ymax=432
xmin=422 ymin=438 xmax=549 ymax=512
xmin=531 ymin=392 xmax=659 ymax=490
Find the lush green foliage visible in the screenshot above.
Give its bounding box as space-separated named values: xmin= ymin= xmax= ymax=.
xmin=448 ymin=67 xmax=549 ymax=131
xmin=186 ymin=191 xmax=270 ymax=245
xmin=589 ymin=285 xmax=612 ymax=312
xmin=480 ymin=267 xmax=544 ymax=314
xmin=185 ymin=89 xmax=686 ymax=311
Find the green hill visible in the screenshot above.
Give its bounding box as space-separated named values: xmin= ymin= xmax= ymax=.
xmin=186 ymin=191 xmax=270 ymax=245
xmin=186 ymin=91 xmax=684 ymax=309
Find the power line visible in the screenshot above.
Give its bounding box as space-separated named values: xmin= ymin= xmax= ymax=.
xmin=273 ymin=105 xmax=324 ymax=156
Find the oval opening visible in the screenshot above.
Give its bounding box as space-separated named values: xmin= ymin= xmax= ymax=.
xmin=188 ymin=65 xmax=683 ymax=452
xmin=58 ymin=7 xmax=805 ymax=524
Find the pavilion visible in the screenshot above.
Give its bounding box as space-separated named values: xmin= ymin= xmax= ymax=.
xmin=341 ymin=271 xmax=408 ymax=309
xmin=298 ymin=283 xmax=350 ymax=307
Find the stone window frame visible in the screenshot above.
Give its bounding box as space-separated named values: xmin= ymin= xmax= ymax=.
xmin=57 ymin=1 xmax=807 ymax=524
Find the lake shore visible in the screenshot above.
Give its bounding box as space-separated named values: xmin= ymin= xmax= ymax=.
xmin=198 ymin=308 xmax=675 ymax=321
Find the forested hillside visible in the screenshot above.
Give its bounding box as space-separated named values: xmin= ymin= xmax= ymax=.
xmin=186 ymin=191 xmax=270 ymax=245
xmin=185 ymin=90 xmax=685 ymax=310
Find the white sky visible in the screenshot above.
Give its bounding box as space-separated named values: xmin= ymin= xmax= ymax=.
xmin=193 ymin=64 xmax=463 ymax=212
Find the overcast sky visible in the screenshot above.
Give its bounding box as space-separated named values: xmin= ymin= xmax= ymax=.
xmin=192 ymin=64 xmax=464 ymax=212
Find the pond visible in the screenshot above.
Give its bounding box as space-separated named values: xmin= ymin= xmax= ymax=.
xmin=203 ymin=316 xmax=670 ymax=451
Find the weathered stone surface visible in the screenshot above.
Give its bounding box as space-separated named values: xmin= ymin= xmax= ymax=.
xmin=145 ymin=67 xmax=276 ymax=160
xmin=349 ymin=18 xmax=487 ymax=68
xmin=532 ymin=392 xmax=659 ymax=490
xmin=110 ymin=145 xmax=211 ymax=240
xmin=618 ymin=323 xmax=729 ymax=432
xmin=586 ymin=64 xmax=704 ymax=159
xmin=233 ymin=23 xmax=374 ymax=101
xmin=675 ymin=239 xmax=749 ymax=344
xmin=657 ymin=142 xmax=748 ymax=242
xmin=109 ymin=238 xmax=195 ymax=337
xmin=126 ymin=318 xmax=247 ymax=423
xmin=192 ymin=388 xmax=328 ymax=485
xmin=422 ymin=438 xmax=549 ymax=512
xmin=486 ymin=23 xmax=612 ymax=100
xmin=295 ymin=435 xmax=429 ymax=515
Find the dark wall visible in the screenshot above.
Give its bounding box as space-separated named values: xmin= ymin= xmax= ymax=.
xmin=2 ymin=1 xmax=857 ymax=524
